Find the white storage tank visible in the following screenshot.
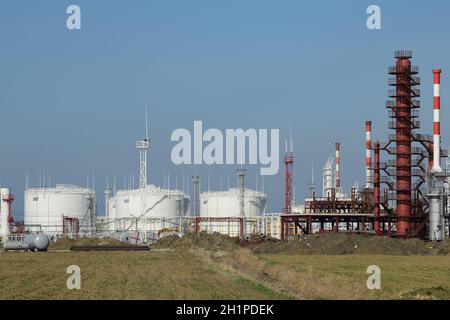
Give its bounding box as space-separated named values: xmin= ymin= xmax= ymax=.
xmin=0 ymin=188 xmax=12 ymax=240
xmin=107 ymin=185 xmax=189 ymax=232
xmin=24 ymin=184 xmax=96 ymax=235
xmin=200 ymin=188 xmax=267 ymax=218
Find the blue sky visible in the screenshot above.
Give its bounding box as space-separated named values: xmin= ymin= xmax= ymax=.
xmin=1 ymin=1 xmax=450 ymax=218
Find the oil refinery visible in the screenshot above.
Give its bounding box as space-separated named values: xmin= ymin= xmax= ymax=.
xmin=0 ymin=50 xmax=449 ymax=245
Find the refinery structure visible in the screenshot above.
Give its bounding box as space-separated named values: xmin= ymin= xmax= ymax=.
xmin=0 ymin=50 xmax=450 ymax=244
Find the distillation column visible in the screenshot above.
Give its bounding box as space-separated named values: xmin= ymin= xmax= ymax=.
xmin=387 ymin=51 xmax=420 ymax=237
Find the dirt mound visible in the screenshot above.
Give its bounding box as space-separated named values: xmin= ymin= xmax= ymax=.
xmin=401 ymin=286 xmax=450 ymax=300
xmin=151 ymin=231 xmax=450 ymax=256
xmin=152 ymin=232 xmax=240 ymax=252
xmin=49 ymin=237 xmax=130 ymax=250
xmin=252 ymin=233 xmax=450 ymax=255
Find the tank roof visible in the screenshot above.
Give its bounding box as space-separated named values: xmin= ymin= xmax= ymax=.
xmin=26 ymin=184 xmax=95 ymax=194
xmin=201 ymin=188 xmax=266 ymax=197
xmin=115 ymin=184 xmax=187 ymax=197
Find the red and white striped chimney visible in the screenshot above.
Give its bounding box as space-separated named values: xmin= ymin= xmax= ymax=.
xmin=432 ymin=69 xmax=442 ymax=173
xmin=335 ymin=143 xmax=340 ymax=191
xmin=365 ymin=121 xmax=372 ymax=189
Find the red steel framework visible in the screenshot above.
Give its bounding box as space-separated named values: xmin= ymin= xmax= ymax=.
xmin=284 ymin=139 xmax=294 ymax=215
xmin=280 ymin=52 xmax=447 ymax=240
xmin=373 ymin=141 xmax=381 ymax=235
xmin=383 ymin=50 xmax=435 ymax=237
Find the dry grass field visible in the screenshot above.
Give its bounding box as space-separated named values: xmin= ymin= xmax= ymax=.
xmin=250 ymin=253 xmax=450 ymax=299
xmin=0 ymin=250 xmax=289 ymax=300
xmin=1 ymin=233 xmax=450 ymax=300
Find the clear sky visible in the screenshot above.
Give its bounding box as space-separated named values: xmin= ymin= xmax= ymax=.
xmin=1 ymin=0 xmax=450 ymax=218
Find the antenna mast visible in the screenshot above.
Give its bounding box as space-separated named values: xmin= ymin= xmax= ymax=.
xmin=137 ymin=100 xmax=151 ymax=189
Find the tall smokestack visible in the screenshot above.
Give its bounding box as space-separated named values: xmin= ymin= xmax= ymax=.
xmin=432 ymin=69 xmax=442 ymax=173
xmin=335 ymin=143 xmax=341 ymax=191
xmin=365 ymin=121 xmax=372 ymax=189
xmin=373 ymin=142 xmax=381 ymax=235
xmin=284 ymin=136 xmax=294 ymax=214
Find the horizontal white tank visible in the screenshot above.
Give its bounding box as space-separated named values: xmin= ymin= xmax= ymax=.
xmin=108 ymin=185 xmax=189 ymax=224
xmin=24 ymin=184 xmax=96 ymax=235
xmin=200 ymin=188 xmax=267 ymax=218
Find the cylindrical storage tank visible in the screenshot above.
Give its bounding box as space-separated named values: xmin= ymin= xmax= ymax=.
xmin=428 ymin=188 xmax=445 ymax=241
xmin=200 ymin=188 xmax=267 ymax=218
xmin=3 ymin=241 xmax=30 ymax=251
xmin=108 ymin=185 xmax=189 ymax=232
xmin=323 ymin=158 xmax=334 ymax=197
xmin=4 ymin=234 xmax=49 ymax=252
xmin=30 ymin=233 xmax=50 ymax=251
xmin=199 ymin=188 xmax=266 ymax=235
xmin=0 ymin=188 xmax=11 ymax=240
xmin=24 ymin=184 xmax=96 ymax=235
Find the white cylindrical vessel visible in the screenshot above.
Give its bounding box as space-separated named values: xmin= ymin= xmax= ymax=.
xmin=24 ymin=184 xmax=96 ymax=235
xmin=200 ymin=188 xmax=266 ymax=218
xmin=0 ymin=188 xmax=11 ymax=240
xmin=107 ymin=185 xmax=189 ymax=232
xmin=199 ymin=188 xmax=267 ymax=235
xmin=323 ymin=158 xmax=334 ymax=197
xmin=428 ymin=188 xmax=445 ymax=241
